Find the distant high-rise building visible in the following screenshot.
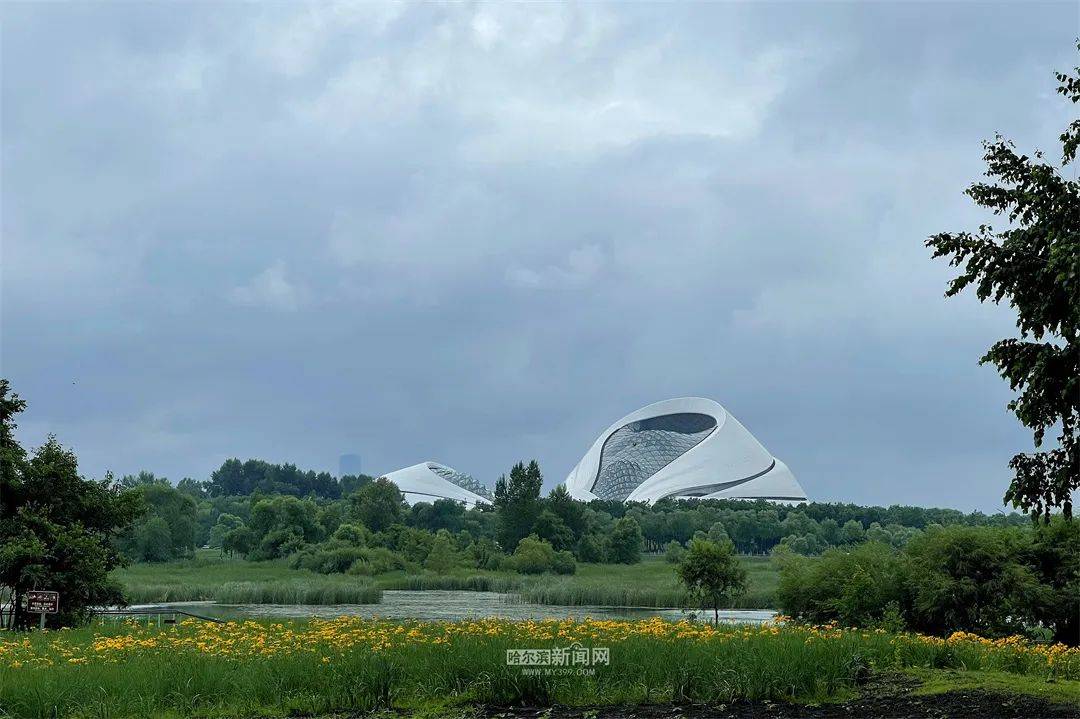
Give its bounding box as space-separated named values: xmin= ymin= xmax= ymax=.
xmin=339 ymin=453 xmax=363 ymax=477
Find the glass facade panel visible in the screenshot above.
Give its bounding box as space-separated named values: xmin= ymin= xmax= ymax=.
xmin=591 ymin=413 xmax=717 ymax=501
xmin=430 ymin=465 xmax=494 ymax=500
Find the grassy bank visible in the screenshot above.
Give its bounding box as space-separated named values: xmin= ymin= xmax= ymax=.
xmin=114 ymin=553 xmax=779 ymax=608
xmin=1 ymin=617 xmax=1075 ymax=718
xmin=114 ymin=556 xmax=382 ymax=604
xmin=517 ymin=556 xmax=777 ymax=609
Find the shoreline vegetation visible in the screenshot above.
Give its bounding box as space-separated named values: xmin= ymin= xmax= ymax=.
xmin=1 ymin=616 xmax=1076 ymax=719
xmin=113 ymin=553 xmax=778 ymax=609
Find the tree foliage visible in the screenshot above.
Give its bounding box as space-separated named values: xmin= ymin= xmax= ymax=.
xmin=207 ymin=458 xmax=349 ymax=499
xmin=493 ymin=460 xmax=543 ymax=551
xmin=776 ymin=522 xmax=1079 ymax=645
xmin=676 ymin=538 xmax=747 ymax=624
xmin=606 ymin=516 xmax=644 ymax=564
xmin=117 ymin=479 xmax=199 ymax=561
xmin=0 ymin=380 xmax=141 ymax=628
xmin=349 ymin=478 xmax=405 ymax=533
xmin=926 ymin=53 xmax=1080 ymax=520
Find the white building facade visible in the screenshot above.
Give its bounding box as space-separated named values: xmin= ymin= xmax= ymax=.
xmin=564 ymin=397 xmax=806 ymax=504
xmin=379 ymin=461 xmax=494 ymax=507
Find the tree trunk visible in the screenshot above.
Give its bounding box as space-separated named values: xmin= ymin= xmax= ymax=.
xmin=714 ymin=605 xmax=718 ymax=626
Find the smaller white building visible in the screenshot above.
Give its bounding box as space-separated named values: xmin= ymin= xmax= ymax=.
xmin=380 ymin=461 xmax=493 ymax=507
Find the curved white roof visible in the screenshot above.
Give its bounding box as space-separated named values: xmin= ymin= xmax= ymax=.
xmin=380 ymin=461 xmax=493 ymax=508
xmin=564 ymin=397 xmax=806 ymax=504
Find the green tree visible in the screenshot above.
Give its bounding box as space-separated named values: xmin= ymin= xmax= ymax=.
xmin=248 ymin=495 xmax=323 ymax=559
xmin=779 ymin=533 xmax=825 ymax=556
xmin=208 ymin=513 xmax=244 ymax=550
xmin=606 ymin=516 xmax=643 ymax=564
xmin=533 ymin=510 xmax=574 ymax=551
xmin=134 ymin=517 xmax=173 ymax=562
xmin=350 ymin=478 xmax=404 ymax=532
xmin=706 ymin=522 xmax=730 ymax=546
xmin=412 ymin=499 xmax=466 ymax=533
xmin=574 ymin=532 xmax=604 ymax=563
xmin=1029 ymin=517 xmax=1080 ymax=644
xmin=175 ymin=478 xmax=206 ymax=499
xmin=222 ymin=526 xmax=255 ymax=557
xmin=676 ymin=538 xmax=747 ymax=624
xmin=119 ymin=480 xmax=199 ymax=561
xmin=664 ymin=540 xmax=686 ymax=563
xmin=818 ymin=518 xmax=840 ymax=545
xmin=926 ymin=54 xmax=1080 ymax=519
xmin=840 ymin=519 xmax=865 ymax=545
xmin=424 ymin=530 xmax=459 ymax=572
xmin=493 ymin=460 xmax=543 ymax=551
xmin=0 ymin=381 xmax=142 ymax=628
xmin=546 ymin=484 xmax=586 ymax=539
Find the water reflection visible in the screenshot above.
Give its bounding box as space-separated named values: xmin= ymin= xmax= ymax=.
xmin=130 ymin=590 xmax=775 ymax=624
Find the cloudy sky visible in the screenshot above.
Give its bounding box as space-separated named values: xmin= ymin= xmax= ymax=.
xmin=2 ymin=2 xmax=1075 ymax=512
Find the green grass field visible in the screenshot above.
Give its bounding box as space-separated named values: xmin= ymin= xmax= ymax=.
xmin=113 ymin=552 xmax=780 ymax=608
xmin=1 ymin=616 xmax=1075 ymax=718
xmin=517 ymin=555 xmax=777 ymax=608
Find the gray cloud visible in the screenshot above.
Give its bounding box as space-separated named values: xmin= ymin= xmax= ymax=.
xmin=2 ymin=1 xmax=1075 ymax=511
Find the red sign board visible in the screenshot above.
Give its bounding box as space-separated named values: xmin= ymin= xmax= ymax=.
xmin=26 ymin=591 xmax=59 ymax=614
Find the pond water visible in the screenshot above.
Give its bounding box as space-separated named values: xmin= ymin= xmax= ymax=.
xmin=129 ymin=590 xmax=775 ymax=624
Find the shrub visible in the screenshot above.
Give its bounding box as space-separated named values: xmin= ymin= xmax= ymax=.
xmin=775 ymin=524 xmax=1074 ymax=642
xmin=664 ymin=540 xmax=686 ymax=563
xmin=552 ymin=549 xmax=577 ymax=575
xmin=346 ymin=547 xmax=409 ymax=576
xmin=509 ymin=535 xmax=576 ymax=575
xmin=251 ymin=528 xmax=306 ymax=561
xmin=903 ymin=525 xmax=1043 ymax=638
xmin=331 ymin=523 xmax=371 ymax=546
xmin=468 ymin=537 xmax=504 ymax=570
xmin=290 ymin=545 xmax=369 ymax=574
xmin=775 ymin=541 xmax=906 ymax=629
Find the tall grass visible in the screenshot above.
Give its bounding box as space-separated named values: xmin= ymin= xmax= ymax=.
xmin=516 ymin=579 xmax=774 ymax=609
xmin=124 ymin=580 xmax=382 ymax=605
xmin=376 ymin=573 xmax=523 ymax=592
xmin=115 ymin=556 xmax=382 ymax=605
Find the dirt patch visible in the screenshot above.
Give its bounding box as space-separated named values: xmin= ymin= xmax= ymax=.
xmin=476 ymin=674 xmax=1079 ymax=719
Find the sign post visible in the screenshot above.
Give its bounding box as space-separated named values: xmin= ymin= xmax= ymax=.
xmin=25 ymin=591 xmax=59 ymax=629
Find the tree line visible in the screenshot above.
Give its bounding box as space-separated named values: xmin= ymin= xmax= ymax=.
xmin=117 ymin=453 xmax=1029 ymax=568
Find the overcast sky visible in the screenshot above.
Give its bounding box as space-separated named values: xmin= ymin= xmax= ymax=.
xmin=2 ymin=2 xmax=1076 ymax=512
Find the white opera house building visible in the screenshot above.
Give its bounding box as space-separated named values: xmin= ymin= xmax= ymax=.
xmin=564 ymin=397 xmax=807 ymax=504
xmin=379 ymin=461 xmax=494 ymax=508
